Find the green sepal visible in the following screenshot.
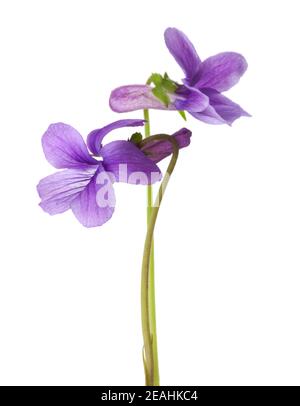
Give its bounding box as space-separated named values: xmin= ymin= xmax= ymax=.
xmin=161 ymin=73 xmax=177 ymax=93
xmin=178 ymin=110 xmax=187 ymax=121
xmin=147 ymin=73 xmax=163 ymax=87
xmin=147 ymin=72 xmax=178 ymax=107
xmin=152 ymin=87 xmax=170 ymax=107
xmin=130 ymin=132 xmax=143 ymax=144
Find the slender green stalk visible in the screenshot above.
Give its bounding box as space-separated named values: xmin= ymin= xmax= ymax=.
xmin=140 ymin=133 xmax=179 ymax=386
xmin=143 ymin=109 xmax=159 ymax=385
xmin=143 ymin=110 xmax=152 ymax=225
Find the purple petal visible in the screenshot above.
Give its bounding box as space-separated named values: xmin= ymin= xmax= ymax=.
xmin=42 ymin=123 xmax=98 ymax=169
xmin=109 ymin=85 xmax=176 ymax=113
xmin=71 ymin=164 xmax=116 ymax=228
xmin=205 ymin=89 xmax=250 ymax=125
xmin=87 ymin=119 xmax=145 ymax=156
xmin=164 ymin=27 xmax=201 ymax=84
xmin=195 ymin=52 xmax=248 ymax=92
xmin=140 ymin=128 xmax=192 ymax=163
xmin=109 ymin=84 xmax=209 ymax=115
xmin=100 ymin=140 xmax=162 ymax=185
xmin=37 ymin=166 xmax=98 ymax=215
xmin=190 ymin=105 xmax=227 ymax=125
xmin=175 ymin=85 xmax=209 ymax=112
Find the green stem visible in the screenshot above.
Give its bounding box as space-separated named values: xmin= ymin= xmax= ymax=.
xmin=144 ymin=110 xmax=153 ymax=224
xmin=140 ymin=132 xmax=179 ymax=386
xmin=143 ymin=109 xmax=159 ymax=385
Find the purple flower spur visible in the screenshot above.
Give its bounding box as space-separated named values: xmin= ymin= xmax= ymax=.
xmin=110 ymin=27 xmax=250 ymax=125
xmin=37 ymin=119 xmax=191 ymax=227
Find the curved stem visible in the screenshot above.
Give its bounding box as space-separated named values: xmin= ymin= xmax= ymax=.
xmin=140 ymin=134 xmax=179 ymax=386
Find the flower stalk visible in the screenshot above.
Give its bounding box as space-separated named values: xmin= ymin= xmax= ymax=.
xmin=143 ymin=109 xmax=159 ymax=385
xmin=140 ymin=132 xmax=179 ymax=386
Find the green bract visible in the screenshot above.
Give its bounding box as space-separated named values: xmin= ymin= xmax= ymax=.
xmin=147 ymin=72 xmax=178 ymax=107
xmin=130 ymin=132 xmax=143 ymax=144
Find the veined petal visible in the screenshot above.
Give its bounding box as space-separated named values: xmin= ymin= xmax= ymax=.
xmin=140 ymin=128 xmax=192 ymax=163
xmin=109 ymin=85 xmax=175 ymax=113
xmin=175 ymin=85 xmax=209 ymax=113
xmin=109 ymin=84 xmax=209 ymax=115
xmin=37 ymin=166 xmax=98 ymax=215
xmin=71 ymin=164 xmax=116 ymax=228
xmin=164 ymin=27 xmax=201 ymax=84
xmin=190 ymin=105 xmax=227 ymax=125
xmin=100 ymin=140 xmax=162 ymax=185
xmin=195 ymin=52 xmax=248 ymax=92
xmin=205 ymin=89 xmax=251 ymax=125
xmin=42 ymin=123 xmax=98 ymax=169
xmin=87 ymin=119 xmax=145 ymax=156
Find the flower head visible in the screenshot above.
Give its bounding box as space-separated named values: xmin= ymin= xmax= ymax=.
xmin=37 ymin=120 xmax=191 ymax=227
xmin=110 ymin=28 xmax=250 ymax=125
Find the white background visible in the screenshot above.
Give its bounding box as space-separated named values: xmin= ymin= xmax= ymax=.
xmin=0 ymin=0 xmax=299 ymax=386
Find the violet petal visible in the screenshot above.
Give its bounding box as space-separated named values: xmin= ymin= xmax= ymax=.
xmin=71 ymin=164 xmax=116 ymax=228
xmin=109 ymin=85 xmax=176 ymax=113
xmin=164 ymin=27 xmax=201 ymax=84
xmin=195 ymin=52 xmax=248 ymax=92
xmin=37 ymin=166 xmax=98 ymax=215
xmin=42 ymin=123 xmax=98 ymax=169
xmin=205 ymin=89 xmax=251 ymax=125
xmin=87 ymin=119 xmax=145 ymax=156
xmin=175 ymin=85 xmax=209 ymax=112
xmin=101 ymin=140 xmax=162 ymax=185
xmin=190 ymin=105 xmax=227 ymax=125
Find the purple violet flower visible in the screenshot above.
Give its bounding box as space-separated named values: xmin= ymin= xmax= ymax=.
xmin=109 ymin=27 xmax=250 ymax=125
xmin=37 ymin=119 xmax=191 ymax=227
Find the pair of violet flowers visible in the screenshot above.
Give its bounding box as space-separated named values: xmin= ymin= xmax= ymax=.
xmin=37 ymin=27 xmax=249 ymax=385
xmin=38 ymin=28 xmax=249 ymax=227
